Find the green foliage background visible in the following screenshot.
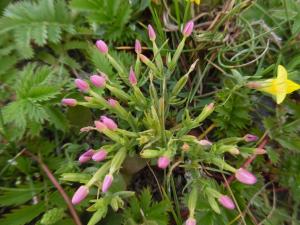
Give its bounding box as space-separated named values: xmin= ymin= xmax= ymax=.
xmin=0 ymin=0 xmax=300 ymax=225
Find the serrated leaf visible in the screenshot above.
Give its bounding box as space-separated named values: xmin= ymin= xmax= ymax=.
xmin=0 ymin=203 xmax=45 ymax=225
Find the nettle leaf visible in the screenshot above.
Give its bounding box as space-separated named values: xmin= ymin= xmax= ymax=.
xmin=70 ymin=0 xmax=137 ymax=41
xmin=0 ymin=203 xmax=45 ymax=225
xmin=40 ymin=208 xmax=65 ymax=225
xmin=0 ymin=0 xmax=75 ymax=58
xmin=123 ymin=189 xmax=171 ymax=225
xmin=0 ymin=187 xmax=41 ymax=207
xmin=45 ymin=106 xmax=69 ymax=132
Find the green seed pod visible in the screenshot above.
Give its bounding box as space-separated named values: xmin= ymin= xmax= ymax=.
xmin=140 ymin=149 xmax=162 ymax=158
xmin=109 ymin=148 xmax=127 ymax=174
xmin=171 ymin=74 xmax=188 ymax=97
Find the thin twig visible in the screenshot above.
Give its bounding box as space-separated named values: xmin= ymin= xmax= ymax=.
xmin=21 ymin=149 xmax=82 ymax=225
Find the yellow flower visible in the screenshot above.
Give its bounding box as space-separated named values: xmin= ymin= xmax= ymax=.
xmin=247 ymin=65 xmax=300 ymax=104
xmin=190 ymin=0 xmax=201 ymax=5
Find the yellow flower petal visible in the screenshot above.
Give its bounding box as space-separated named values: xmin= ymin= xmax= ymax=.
xmin=195 ymin=0 xmax=201 ymax=4
xmin=275 ymin=65 xmax=287 ymax=104
xmin=286 ymin=80 xmax=300 ymax=94
xmin=249 ymin=65 xmax=300 ymax=104
xmin=256 ymin=80 xmax=276 ymax=95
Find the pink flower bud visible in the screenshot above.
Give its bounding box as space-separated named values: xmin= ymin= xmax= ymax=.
xmin=78 ymin=149 xmax=95 ymax=164
xmin=84 ymin=96 xmax=93 ymax=102
xmin=148 ymin=24 xmax=156 ymax=41
xmin=243 ymin=134 xmax=258 ymax=142
xmin=185 ymin=218 xmax=196 ymax=225
xmin=94 ymin=121 xmax=107 ymax=132
xmin=102 ymin=174 xmax=113 ymax=192
xmin=139 ymin=54 xmax=150 ymax=64
xmin=107 ymin=98 xmax=118 ymax=107
xmin=75 ymin=79 xmax=89 ymax=92
xmin=90 ymin=75 xmax=106 ymax=88
xmin=218 ymin=195 xmax=235 ymax=210
xmin=129 ymin=66 xmax=137 ymax=85
xmin=61 ymin=98 xmax=77 ymax=107
xmin=96 ymin=40 xmax=108 ymax=54
xmin=235 ymin=168 xmax=257 ymax=185
xmin=135 ymin=39 xmax=142 ymax=54
xmin=92 ymin=149 xmax=107 ymax=162
xmin=254 ymin=148 xmax=267 ymax=155
xmin=100 ymin=116 xmax=118 ymax=131
xmin=207 ymin=102 xmax=214 ymax=110
xmin=182 ymin=20 xmax=194 ymax=37
xmin=71 ymin=185 xmax=89 ymax=205
xmin=198 ymin=139 xmax=213 ymax=146
xmin=157 ymin=156 xmax=170 ymax=169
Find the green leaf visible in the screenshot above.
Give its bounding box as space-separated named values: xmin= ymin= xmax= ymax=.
xmin=0 ymin=203 xmax=45 ymax=225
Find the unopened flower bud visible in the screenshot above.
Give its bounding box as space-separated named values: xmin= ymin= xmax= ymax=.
xmin=84 ymin=96 xmax=93 ymax=102
xmin=90 ymin=74 xmax=106 ymax=88
xmin=185 ymin=218 xmax=196 ymax=225
xmin=96 ymin=40 xmax=108 ymax=54
xmin=75 ymin=79 xmax=89 ymax=92
xmin=107 ymin=98 xmax=118 ymax=107
xmin=254 ymin=148 xmax=267 ymax=155
xmin=135 ymin=39 xmax=142 ymax=54
xmin=92 ymin=149 xmax=107 ymax=162
xmin=218 ymin=195 xmax=235 ymax=210
xmin=78 ymin=149 xmax=95 ymax=164
xmin=182 ymin=20 xmax=194 ymax=37
xmin=235 ymin=168 xmax=257 ymax=185
xmin=129 ymin=66 xmax=137 ymax=85
xmin=157 ymin=156 xmax=170 ymax=169
xmin=148 ymin=24 xmax=156 ymax=41
xmin=94 ymin=121 xmax=107 ymax=132
xmin=71 ymin=185 xmax=89 ymax=205
xmin=243 ymin=134 xmax=259 ymax=142
xmin=102 ymin=174 xmax=113 ymax=192
xmin=207 ymin=102 xmax=214 ymax=110
xmin=139 ymin=54 xmax=150 ymax=64
xmin=62 ymin=98 xmax=77 ymax=107
xmin=100 ymin=116 xmax=118 ymax=131
xmin=198 ymin=139 xmax=213 ymax=146
xmin=182 ymin=143 xmax=190 ymax=151
xmin=229 ymin=147 xmax=240 ymax=155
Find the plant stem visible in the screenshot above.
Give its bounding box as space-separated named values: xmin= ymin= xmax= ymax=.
xmin=21 ymin=149 xmax=82 ymax=225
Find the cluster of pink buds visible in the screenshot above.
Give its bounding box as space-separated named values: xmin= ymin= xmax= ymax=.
xmin=78 ymin=148 xmax=108 ymax=164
